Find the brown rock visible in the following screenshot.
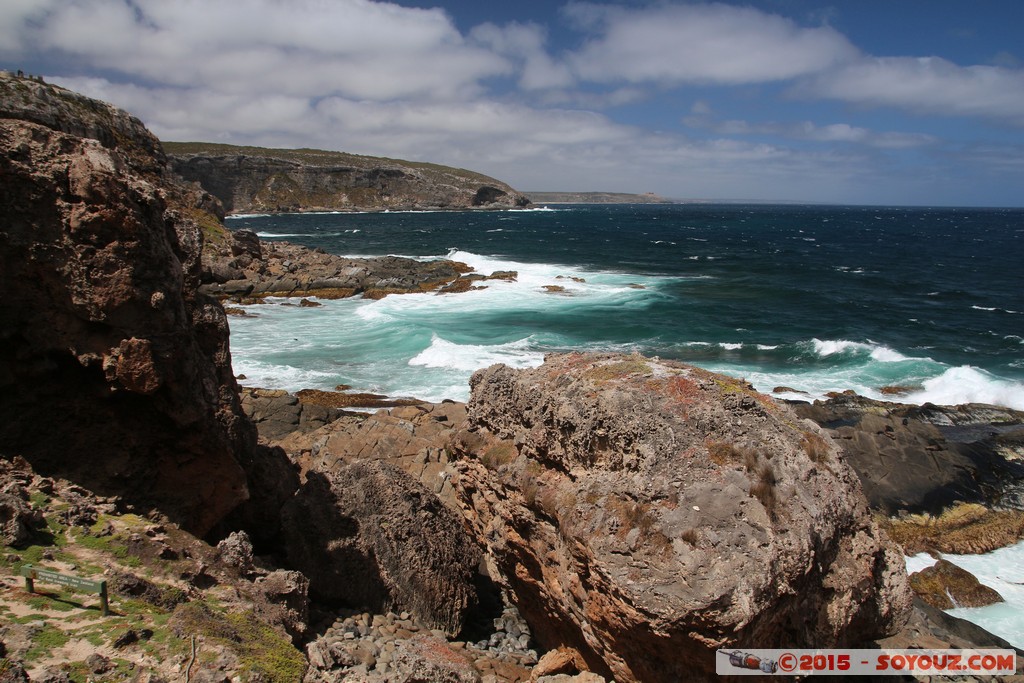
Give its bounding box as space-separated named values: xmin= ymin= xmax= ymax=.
xmin=254 ymin=569 xmax=310 ymax=640
xmin=909 ymin=559 xmax=1004 ymax=609
xmin=451 ymin=353 xmax=912 ymax=683
xmin=281 ymin=460 xmax=480 ymax=636
xmin=0 ymin=487 xmax=44 ymax=546
xmin=0 ymin=77 xmax=256 ymax=535
xmin=532 ymin=647 xmax=587 ymax=679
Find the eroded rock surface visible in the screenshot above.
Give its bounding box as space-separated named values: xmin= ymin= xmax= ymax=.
xmin=281 ymin=459 xmax=480 ymax=636
xmin=0 ymin=74 xmax=255 ymax=535
xmin=792 ymin=393 xmax=1024 ymax=514
xmin=449 ymin=353 xmax=913 ymax=682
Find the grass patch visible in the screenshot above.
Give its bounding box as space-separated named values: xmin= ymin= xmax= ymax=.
xmin=584 ymin=357 xmax=652 ymax=382
xmin=481 ymin=442 xmax=517 ymax=470
xmin=24 ymin=624 xmax=71 ymax=661
xmin=170 ymin=602 xmax=305 ymax=683
xmin=881 ymin=503 xmax=1024 ymax=555
xmin=801 ymin=432 xmax=830 ymax=463
xmin=750 ymin=464 xmax=778 ymax=516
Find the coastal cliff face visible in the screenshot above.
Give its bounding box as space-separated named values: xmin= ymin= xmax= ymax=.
xmin=0 ymin=74 xmax=254 ymax=535
xmin=449 ymin=353 xmax=913 ymax=682
xmin=166 ymin=142 xmax=532 ymax=213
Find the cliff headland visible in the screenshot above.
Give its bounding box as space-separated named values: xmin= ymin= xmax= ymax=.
xmin=1 ymin=72 xmax=1022 ymax=681
xmin=165 ymin=142 xmax=532 ymax=214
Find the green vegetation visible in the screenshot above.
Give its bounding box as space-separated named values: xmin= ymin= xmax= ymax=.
xmin=584 ymin=357 xmax=652 ymax=382
xmin=163 ymin=141 xmax=502 ymax=186
xmin=481 ymin=442 xmax=517 ymax=470
xmin=171 ymin=602 xmax=306 ymax=683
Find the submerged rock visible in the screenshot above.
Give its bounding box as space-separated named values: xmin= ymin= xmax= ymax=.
xmin=450 ymin=352 xmax=912 ymax=682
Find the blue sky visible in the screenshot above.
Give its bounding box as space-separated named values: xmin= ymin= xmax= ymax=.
xmin=3 ymin=1 xmax=1023 ymax=206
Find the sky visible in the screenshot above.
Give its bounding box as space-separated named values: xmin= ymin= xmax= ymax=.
xmin=2 ymin=1 xmax=1023 ymax=206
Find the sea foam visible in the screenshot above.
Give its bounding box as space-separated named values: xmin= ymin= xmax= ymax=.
xmin=905 ymin=542 xmax=1024 ymax=648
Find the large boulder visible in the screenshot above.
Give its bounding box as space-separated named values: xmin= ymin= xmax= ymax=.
xmin=281 ymin=460 xmax=480 ymax=636
xmin=449 ymin=353 xmax=913 ymax=682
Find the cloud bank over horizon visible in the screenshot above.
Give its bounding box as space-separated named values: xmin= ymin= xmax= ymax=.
xmin=3 ymin=0 xmax=1022 ymax=206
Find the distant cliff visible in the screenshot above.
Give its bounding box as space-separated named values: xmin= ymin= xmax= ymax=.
xmin=165 ymin=142 xmax=532 ymax=213
xmin=525 ymin=191 xmax=676 ymax=204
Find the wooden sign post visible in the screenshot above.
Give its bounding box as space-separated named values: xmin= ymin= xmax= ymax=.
xmin=21 ymin=564 xmax=109 ymax=616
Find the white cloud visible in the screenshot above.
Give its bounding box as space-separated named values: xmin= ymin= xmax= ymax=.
xmin=802 ymin=56 xmax=1024 ymax=126
xmin=23 ymin=0 xmax=510 ymax=100
xmin=564 ymin=2 xmax=859 ymax=85
xmin=684 ymin=103 xmax=935 ymax=148
xmin=470 ymin=21 xmax=574 ymax=90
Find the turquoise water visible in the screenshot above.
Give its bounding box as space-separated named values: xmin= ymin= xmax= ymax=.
xmin=225 ymin=204 xmax=1024 ymax=408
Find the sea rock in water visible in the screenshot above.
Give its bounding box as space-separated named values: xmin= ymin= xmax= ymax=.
xmin=281 ymin=459 xmax=480 ymax=636
xmin=908 ymin=559 xmax=1004 ymax=610
xmin=450 ymin=352 xmax=912 ymax=683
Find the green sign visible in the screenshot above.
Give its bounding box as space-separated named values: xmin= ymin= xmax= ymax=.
xmin=21 ymin=564 xmax=109 ymax=616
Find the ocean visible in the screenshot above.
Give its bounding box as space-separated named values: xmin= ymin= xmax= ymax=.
xmin=225 ymin=204 xmax=1024 ymax=409
xmin=225 ymin=203 xmax=1024 ymax=646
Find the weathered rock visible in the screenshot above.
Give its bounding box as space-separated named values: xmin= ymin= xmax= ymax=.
xmin=450 ymin=353 xmax=912 ymax=683
xmin=166 ymin=143 xmax=531 ymax=214
xmin=876 ymin=597 xmax=1024 ymax=678
xmin=531 ymin=647 xmax=587 ymax=679
xmin=302 ymin=402 xmax=467 ymax=509
xmin=390 ymin=635 xmax=482 ymax=683
xmin=254 ymin=569 xmax=311 ymax=641
xmin=241 ymin=387 xmax=349 ymax=441
xmin=908 ymin=560 xmax=1004 ymax=610
xmin=791 ymin=394 xmax=1024 ymax=514
xmin=0 ymin=73 xmax=256 ymax=535
xmin=281 ymin=460 xmax=480 ymax=636
xmin=201 ymin=235 xmax=472 ymax=300
xmin=0 ymin=658 xmax=29 ymax=683
xmin=216 ymin=530 xmax=256 ymax=575
xmin=0 ymin=486 xmax=43 ymax=546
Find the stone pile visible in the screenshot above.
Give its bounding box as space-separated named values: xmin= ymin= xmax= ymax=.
xmin=305 ymin=607 xmax=542 ymax=683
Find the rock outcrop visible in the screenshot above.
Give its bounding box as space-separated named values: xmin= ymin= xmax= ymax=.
xmin=908 ymin=560 xmax=1004 ymax=610
xmin=166 ymin=142 xmax=532 ymax=213
xmin=201 ymin=228 xmax=478 ymax=299
xmin=449 ymin=353 xmax=913 ymax=682
xmin=791 ymin=393 xmax=1024 ymax=514
xmin=281 ymin=460 xmax=481 ymax=636
xmin=0 ymin=73 xmax=257 ymax=535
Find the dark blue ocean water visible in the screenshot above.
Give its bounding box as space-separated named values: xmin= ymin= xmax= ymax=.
xmin=225 ymin=204 xmax=1024 ymax=408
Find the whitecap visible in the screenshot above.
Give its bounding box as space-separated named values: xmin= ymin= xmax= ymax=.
xmin=809 ymin=338 xmax=907 ymax=362
xmin=904 ymin=366 xmax=1024 ymax=410
xmin=409 ymin=335 xmax=545 ymax=373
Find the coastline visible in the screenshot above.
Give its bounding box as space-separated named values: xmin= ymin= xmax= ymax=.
xmin=4 ymin=73 xmax=1023 ymax=680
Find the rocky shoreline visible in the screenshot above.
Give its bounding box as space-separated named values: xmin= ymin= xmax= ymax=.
xmin=200 ymin=223 xmax=519 ymax=302
xmin=2 ymin=72 xmax=1023 ymax=682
